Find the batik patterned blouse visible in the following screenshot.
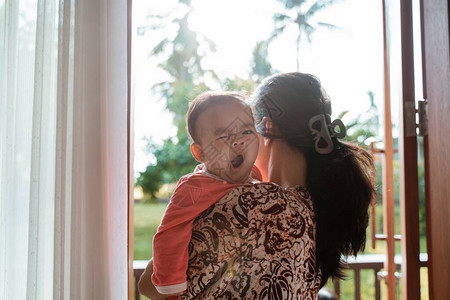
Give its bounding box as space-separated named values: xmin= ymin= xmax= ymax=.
xmin=182 ymin=182 xmax=321 ymax=300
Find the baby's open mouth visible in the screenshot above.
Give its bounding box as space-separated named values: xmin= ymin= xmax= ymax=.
xmin=231 ymin=154 xmax=244 ymax=168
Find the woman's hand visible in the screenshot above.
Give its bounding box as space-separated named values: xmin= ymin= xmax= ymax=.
xmin=137 ymin=258 xmax=169 ymax=300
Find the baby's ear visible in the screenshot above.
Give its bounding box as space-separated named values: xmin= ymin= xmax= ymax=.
xmin=190 ymin=143 xmax=204 ymax=162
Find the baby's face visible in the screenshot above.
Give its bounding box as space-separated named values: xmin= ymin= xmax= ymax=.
xmin=195 ymin=100 xmax=259 ymax=183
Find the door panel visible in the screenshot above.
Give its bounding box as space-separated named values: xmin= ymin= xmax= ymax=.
xmin=399 ymin=0 xmax=421 ymax=299
xmin=422 ymin=0 xmax=450 ymax=298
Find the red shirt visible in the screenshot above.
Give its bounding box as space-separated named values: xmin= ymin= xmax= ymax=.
xmin=151 ymin=165 xmax=262 ymax=294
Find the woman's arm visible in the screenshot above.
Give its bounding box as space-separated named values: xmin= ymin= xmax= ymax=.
xmin=137 ymin=258 xmax=167 ymax=300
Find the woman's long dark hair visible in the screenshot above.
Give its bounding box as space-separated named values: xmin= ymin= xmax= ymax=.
xmin=251 ymin=72 xmax=375 ymax=287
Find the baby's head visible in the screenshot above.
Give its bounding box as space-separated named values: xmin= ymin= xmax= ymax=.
xmin=186 ymin=91 xmax=259 ymax=183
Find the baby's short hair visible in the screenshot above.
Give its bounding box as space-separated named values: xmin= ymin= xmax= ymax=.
xmin=186 ymin=91 xmax=248 ymax=144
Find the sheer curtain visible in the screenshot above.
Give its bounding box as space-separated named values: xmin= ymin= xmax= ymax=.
xmin=0 ymin=0 xmax=129 ymax=299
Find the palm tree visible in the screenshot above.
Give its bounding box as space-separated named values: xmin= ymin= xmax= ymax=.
xmin=270 ymin=0 xmax=341 ymax=71
xmin=138 ymin=2 xmax=216 ymax=123
xmin=136 ymin=0 xmax=215 ymax=198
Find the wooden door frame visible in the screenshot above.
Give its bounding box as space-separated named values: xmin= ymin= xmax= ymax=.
xmin=381 ymin=1 xmax=397 ymax=298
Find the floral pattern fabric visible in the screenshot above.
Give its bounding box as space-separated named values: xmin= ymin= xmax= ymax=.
xmin=182 ymin=182 xmax=321 ymax=300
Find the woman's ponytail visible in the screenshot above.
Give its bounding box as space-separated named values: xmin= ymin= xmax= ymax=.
xmin=307 ymin=141 xmax=375 ymax=287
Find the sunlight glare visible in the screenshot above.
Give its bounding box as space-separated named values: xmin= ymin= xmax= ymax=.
xmin=189 ymin=0 xmax=279 ymax=78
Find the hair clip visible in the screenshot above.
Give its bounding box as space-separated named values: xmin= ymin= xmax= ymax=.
xmin=308 ymin=114 xmax=346 ymax=154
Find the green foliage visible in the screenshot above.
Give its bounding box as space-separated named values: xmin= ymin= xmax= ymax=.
xmin=341 ymin=91 xmax=380 ymax=147
xmin=136 ymin=164 xmax=163 ymax=200
xmin=417 ymin=146 xmax=427 ymax=242
xmin=220 ymin=76 xmax=258 ymax=95
xmin=250 ymin=41 xmax=276 ymax=83
xmin=154 ymin=133 xmax=198 ymax=183
xmin=137 ymin=133 xmax=198 ymax=200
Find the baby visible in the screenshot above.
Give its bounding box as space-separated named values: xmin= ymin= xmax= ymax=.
xmin=151 ymin=91 xmax=261 ymax=296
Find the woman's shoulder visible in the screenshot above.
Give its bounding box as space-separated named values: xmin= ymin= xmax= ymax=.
xmin=230 ymin=181 xmax=314 ymax=211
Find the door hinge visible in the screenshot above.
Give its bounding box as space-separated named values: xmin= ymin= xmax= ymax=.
xmin=405 ymin=99 xmax=428 ymax=137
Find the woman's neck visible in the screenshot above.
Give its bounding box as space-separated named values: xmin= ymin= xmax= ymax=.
xmin=265 ymin=140 xmax=308 ymax=188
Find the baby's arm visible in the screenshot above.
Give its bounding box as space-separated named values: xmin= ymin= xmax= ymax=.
xmin=152 ymin=218 xmax=192 ymax=294
xmin=151 ymin=176 xmax=200 ymax=295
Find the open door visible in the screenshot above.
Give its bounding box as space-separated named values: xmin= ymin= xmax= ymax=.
xmin=397 ymin=0 xmax=450 ymax=298
xmin=421 ymin=0 xmax=450 ymax=298
xmin=384 ymin=0 xmax=450 ymax=298
xmin=398 ymin=0 xmax=421 ymax=299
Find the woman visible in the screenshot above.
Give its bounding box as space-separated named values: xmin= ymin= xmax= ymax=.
xmin=139 ymin=72 xmax=374 ymax=299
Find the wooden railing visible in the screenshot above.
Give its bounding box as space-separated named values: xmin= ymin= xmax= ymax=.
xmin=334 ymin=253 xmax=427 ymax=300
xmin=133 ymin=253 xmax=428 ymax=300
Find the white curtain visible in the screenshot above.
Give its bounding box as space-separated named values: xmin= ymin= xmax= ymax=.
xmin=0 ymin=0 xmax=129 ymax=299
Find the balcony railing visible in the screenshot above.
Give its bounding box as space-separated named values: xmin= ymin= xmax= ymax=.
xmin=133 ymin=253 xmax=428 ymax=300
